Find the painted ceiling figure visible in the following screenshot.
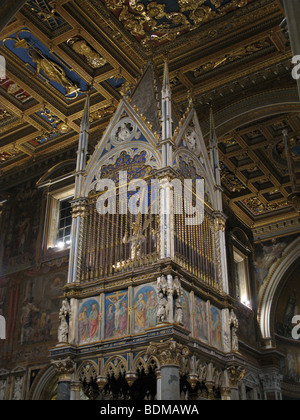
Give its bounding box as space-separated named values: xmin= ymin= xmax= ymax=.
xmin=29 ymin=50 xmax=79 ymax=96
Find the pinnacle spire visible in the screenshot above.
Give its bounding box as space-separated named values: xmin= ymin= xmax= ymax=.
xmin=80 ymin=92 xmax=90 ymax=131
xmin=76 ymin=93 xmax=90 ymax=178
xmin=209 ymin=106 xmax=221 ymax=185
xmin=161 ymin=56 xmax=173 ymax=142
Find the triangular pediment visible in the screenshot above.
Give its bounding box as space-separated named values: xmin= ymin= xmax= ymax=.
xmin=174 ymin=107 xmax=216 ymax=185
xmin=83 ymin=98 xmax=163 ymax=196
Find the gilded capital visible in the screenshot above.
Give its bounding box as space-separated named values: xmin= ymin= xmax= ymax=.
xmin=51 ymin=357 xmax=75 ymax=382
xmin=147 ymin=339 xmax=189 ymax=367
xmin=226 ymin=365 xmax=245 ymax=388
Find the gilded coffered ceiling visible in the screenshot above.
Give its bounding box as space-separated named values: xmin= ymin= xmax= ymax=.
xmin=0 ymin=0 xmax=299 ymax=227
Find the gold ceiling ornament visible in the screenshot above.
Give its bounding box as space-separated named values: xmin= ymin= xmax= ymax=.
xmin=39 ymin=105 xmax=70 ymax=133
xmin=221 ymin=134 xmax=237 ymax=146
xmin=40 ymin=106 xmax=61 ymax=126
xmin=31 ymin=0 xmax=56 ymax=19
xmin=57 ymin=121 xmax=70 ymax=133
xmin=220 ymin=162 xmax=247 ymax=193
xmin=244 ymin=196 xmax=288 ymax=214
xmin=193 ymin=38 xmax=270 ymax=77
xmin=28 ymin=50 xmax=80 ymax=98
xmin=89 ymin=104 xmax=117 ymax=122
xmin=102 ymin=0 xmax=250 ymax=46
xmin=3 ymin=29 xmax=31 ymax=50
xmin=3 ymin=30 xmax=80 ymax=99
xmin=67 ymin=38 xmax=107 ymax=69
xmin=119 ymin=80 xmax=135 ymax=97
xmin=0 ymin=109 xmax=10 ymax=121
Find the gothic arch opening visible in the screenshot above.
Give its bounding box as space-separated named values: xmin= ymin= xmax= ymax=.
xmin=258 ymin=237 xmax=300 ymax=341
xmin=30 ymin=366 xmax=58 ymax=400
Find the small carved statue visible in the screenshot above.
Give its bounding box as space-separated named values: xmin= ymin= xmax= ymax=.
xmin=229 ymin=310 xmax=239 ymax=352
xmin=157 ymin=292 xmax=168 ymax=323
xmin=116 ymin=122 xmax=133 ymax=142
xmin=157 ymin=275 xmax=167 ymax=295
xmin=174 ymin=298 xmax=183 ymax=325
xmin=167 ymin=274 xmax=174 ymax=296
xmin=173 ymin=276 xmax=183 ymax=298
xmin=58 ymin=299 xmax=71 ymax=343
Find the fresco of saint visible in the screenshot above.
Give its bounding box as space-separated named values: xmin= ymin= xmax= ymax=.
xmin=78 ymin=299 xmax=100 ymax=343
xmin=133 ymin=285 xmax=158 ymax=333
xmin=210 ymin=306 xmax=222 ymax=350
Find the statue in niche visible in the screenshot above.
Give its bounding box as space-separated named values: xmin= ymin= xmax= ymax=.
xmin=157 ymin=275 xmax=167 ymax=295
xmin=157 ymin=275 xmax=183 ymax=324
xmin=29 ymin=50 xmax=79 ymax=96
xmin=156 ymin=292 xmax=168 ymax=323
xmin=174 ymin=298 xmax=183 ymax=325
xmin=123 ymin=214 xmax=153 ymax=260
xmin=58 ymin=298 xmax=71 ymax=343
xmin=123 ymin=221 xmax=145 ymax=260
xmin=229 ymin=310 xmax=239 ymax=352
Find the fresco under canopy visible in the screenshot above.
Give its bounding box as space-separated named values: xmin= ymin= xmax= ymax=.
xmin=104 ymin=290 xmax=129 ymax=339
xmin=78 ymin=298 xmax=100 ymax=344
xmin=194 ymin=295 xmax=208 ymax=343
xmin=133 ymin=284 xmax=158 ymax=333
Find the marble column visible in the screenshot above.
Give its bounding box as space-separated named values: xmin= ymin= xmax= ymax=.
xmin=148 ymin=339 xmax=189 ymax=400
xmin=52 ymin=358 xmax=75 ymax=401
xmin=283 ymin=0 xmax=300 ymax=98
xmin=259 ymin=370 xmax=283 ymax=401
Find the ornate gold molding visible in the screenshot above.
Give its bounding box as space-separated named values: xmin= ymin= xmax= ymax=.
xmin=51 ymin=357 xmax=75 ymax=382
xmin=147 ymin=339 xmax=189 ymax=367
xmin=226 ymin=365 xmax=246 ymax=388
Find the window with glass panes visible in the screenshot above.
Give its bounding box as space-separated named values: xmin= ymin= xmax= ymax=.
xmin=57 ymin=199 xmax=72 ymax=246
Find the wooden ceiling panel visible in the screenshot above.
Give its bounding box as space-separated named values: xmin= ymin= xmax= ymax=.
xmin=0 ymin=0 xmax=299 ymax=227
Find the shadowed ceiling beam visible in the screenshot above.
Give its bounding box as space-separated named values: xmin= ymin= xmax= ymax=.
xmin=0 ymin=0 xmax=28 ymax=32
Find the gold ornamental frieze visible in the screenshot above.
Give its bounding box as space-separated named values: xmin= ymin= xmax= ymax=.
xmin=101 ymin=0 xmax=251 ymax=47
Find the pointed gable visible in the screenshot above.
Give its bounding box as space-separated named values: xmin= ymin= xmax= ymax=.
xmin=83 ymin=97 xmax=162 ymax=196
xmin=173 ymin=106 xmax=219 ymax=210
xmin=131 ymin=62 xmax=162 ymax=135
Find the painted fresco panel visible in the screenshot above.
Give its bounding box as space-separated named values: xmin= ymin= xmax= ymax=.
xmin=104 ymin=290 xmax=129 ymax=339
xmin=181 ymin=289 xmax=191 ymax=332
xmin=18 ymin=271 xmax=65 ymax=345
xmin=78 ymin=298 xmax=100 ymax=344
xmin=194 ymin=295 xmax=208 ymax=342
xmin=253 ymin=234 xmax=298 ymax=286
xmin=210 ymin=305 xmax=222 ymax=350
xmin=133 ymin=283 xmax=157 ymax=333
